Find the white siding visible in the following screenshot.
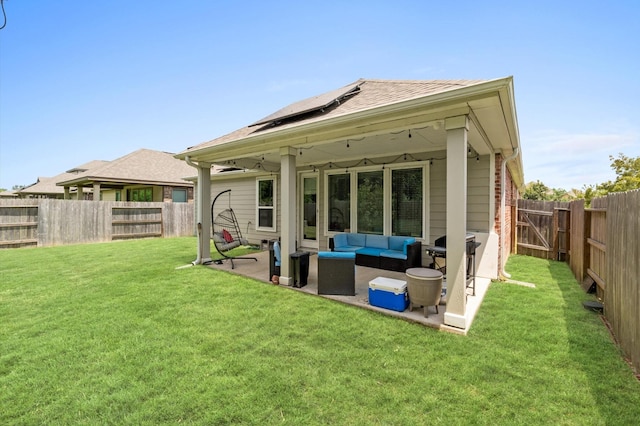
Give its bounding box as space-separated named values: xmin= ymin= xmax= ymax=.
xmin=210 ymin=174 xmax=281 ymax=245
xmin=428 ymin=153 xmax=491 ymax=244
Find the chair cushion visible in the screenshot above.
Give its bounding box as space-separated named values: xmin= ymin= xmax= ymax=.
xmin=318 ymin=251 xmax=356 ymax=259
xmin=365 ymin=234 xmax=389 ymax=249
xmin=273 ymin=241 xmax=281 ymax=266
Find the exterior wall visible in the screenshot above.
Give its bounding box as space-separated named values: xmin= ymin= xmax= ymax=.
xmin=494 ymin=153 xmax=519 ymax=272
xmin=429 ymin=152 xmax=491 ymax=243
xmin=209 ymin=173 xmax=281 ymax=245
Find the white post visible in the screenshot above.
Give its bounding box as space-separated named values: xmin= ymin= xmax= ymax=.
xmin=279 ymin=147 xmax=297 ymax=285
xmin=444 ymin=115 xmax=469 ymax=329
xmin=196 ymin=163 xmax=212 ymax=264
xmin=93 ymin=183 xmax=101 ymax=201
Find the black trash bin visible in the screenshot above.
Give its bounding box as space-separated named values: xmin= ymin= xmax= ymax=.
xmin=290 ymin=251 xmax=310 ymax=288
xmin=268 ymin=240 xmax=281 ymax=281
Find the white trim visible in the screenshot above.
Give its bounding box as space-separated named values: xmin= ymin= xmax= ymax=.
xmin=255 ymin=176 xmax=277 ymax=232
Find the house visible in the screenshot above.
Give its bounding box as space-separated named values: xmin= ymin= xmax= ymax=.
xmin=54 ymin=149 xmax=195 ymax=202
xmin=176 ymin=77 xmax=524 ymax=330
xmin=18 ymin=160 xmax=109 ymax=199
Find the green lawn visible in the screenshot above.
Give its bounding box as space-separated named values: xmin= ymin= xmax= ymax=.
xmin=1 ymin=238 xmax=639 ymax=424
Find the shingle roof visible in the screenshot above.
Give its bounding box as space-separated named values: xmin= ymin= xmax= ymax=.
xmin=20 ymin=160 xmax=109 ymax=195
xmin=182 ymin=78 xmax=487 ymax=154
xmin=57 ymin=149 xmax=195 ymax=187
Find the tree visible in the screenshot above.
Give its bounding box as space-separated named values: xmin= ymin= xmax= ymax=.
xmin=583 ymin=153 xmax=640 ymax=205
xmin=523 ymin=180 xmax=552 ymax=200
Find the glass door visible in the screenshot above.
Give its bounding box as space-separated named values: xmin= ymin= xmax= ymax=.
xmin=300 ymin=174 xmax=318 ymax=249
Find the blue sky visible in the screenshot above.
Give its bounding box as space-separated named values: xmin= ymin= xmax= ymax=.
xmin=1 ymin=1 xmax=638 ymax=191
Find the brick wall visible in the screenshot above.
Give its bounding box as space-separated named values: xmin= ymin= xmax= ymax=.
xmin=494 ymin=153 xmax=518 ymax=272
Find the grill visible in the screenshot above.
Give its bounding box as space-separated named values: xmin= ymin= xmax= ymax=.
xmin=425 ymin=233 xmax=480 ymax=295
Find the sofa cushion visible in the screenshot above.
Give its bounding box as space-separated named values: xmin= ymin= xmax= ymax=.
xmin=347 ymin=233 xmax=366 ymax=247
xmin=380 ymin=249 xmax=408 ymax=260
xmin=356 ymin=247 xmax=386 ymax=257
xmin=365 ymin=234 xmax=389 ymax=249
xmin=388 ymin=236 xmax=408 ymax=251
xmin=333 ymin=233 xmax=349 ymax=248
xmin=334 ymin=245 xmax=362 ymax=252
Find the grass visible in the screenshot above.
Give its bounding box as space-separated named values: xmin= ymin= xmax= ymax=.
xmin=1 ymin=239 xmax=639 ymax=424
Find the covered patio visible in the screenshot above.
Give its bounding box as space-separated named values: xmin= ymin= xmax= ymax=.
xmin=177 ymin=77 xmax=523 ymax=332
xmin=206 ymin=249 xmax=490 ymax=335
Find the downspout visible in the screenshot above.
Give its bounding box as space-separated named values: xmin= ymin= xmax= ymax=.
xmin=500 ymin=147 xmax=519 ymax=279
xmin=185 ymin=155 xmax=204 ymax=265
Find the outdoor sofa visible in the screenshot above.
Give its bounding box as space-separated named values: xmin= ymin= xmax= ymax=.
xmin=329 ymin=233 xmax=422 ymax=272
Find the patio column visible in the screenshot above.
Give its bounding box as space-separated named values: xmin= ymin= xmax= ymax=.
xmin=279 ymin=147 xmax=297 ymax=285
xmin=93 ymin=183 xmax=101 ymax=201
xmin=64 ymin=186 xmax=70 ymax=200
xmin=444 ymin=115 xmax=469 ymax=329
xmin=76 ymin=185 xmax=83 ymax=200
xmin=195 ymin=162 xmax=212 ymax=264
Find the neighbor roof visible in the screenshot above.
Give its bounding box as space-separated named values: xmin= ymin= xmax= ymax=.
xmin=57 ymin=149 xmax=195 ymax=187
xmin=19 ymin=160 xmax=109 ymax=196
xmin=180 ymin=78 xmax=487 ymax=154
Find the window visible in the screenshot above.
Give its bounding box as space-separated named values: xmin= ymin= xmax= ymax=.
xmin=172 ymin=188 xmax=187 ymax=203
xmin=392 ymin=168 xmax=423 ymax=237
xmin=327 ymin=173 xmax=350 ymax=232
xmin=325 ymin=164 xmax=427 ymax=238
xmin=115 ymin=191 xmax=121 ymax=201
xmin=257 ymin=178 xmax=276 ymax=231
xmin=130 ymin=187 xmax=152 ymax=202
xmin=357 ymin=170 xmax=383 ymax=234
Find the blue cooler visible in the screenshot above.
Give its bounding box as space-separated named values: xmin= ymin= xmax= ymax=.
xmin=368 ymin=277 xmax=409 ymax=312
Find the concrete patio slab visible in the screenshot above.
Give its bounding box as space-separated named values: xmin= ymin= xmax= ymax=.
xmin=205 ymin=248 xmax=490 ymax=335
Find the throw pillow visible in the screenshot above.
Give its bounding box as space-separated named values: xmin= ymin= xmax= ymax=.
xmin=222 ymin=229 xmax=234 ymax=243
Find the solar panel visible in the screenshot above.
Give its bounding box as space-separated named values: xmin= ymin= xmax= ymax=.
xmin=249 ymin=81 xmax=361 ymax=127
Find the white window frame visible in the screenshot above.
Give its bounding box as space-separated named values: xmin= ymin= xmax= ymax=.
xmin=324 ymin=161 xmax=429 ymax=240
xmin=256 ymin=177 xmax=277 ymax=232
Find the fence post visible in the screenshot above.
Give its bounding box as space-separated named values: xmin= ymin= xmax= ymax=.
xmin=552 ymin=206 xmax=559 ymax=260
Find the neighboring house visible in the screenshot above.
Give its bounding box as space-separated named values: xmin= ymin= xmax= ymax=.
xmin=18 ymin=160 xmax=109 ymax=199
xmin=55 ymin=149 xmax=195 ymax=202
xmin=175 ymin=77 xmax=524 ymax=330
xmin=0 ymin=190 xmax=19 ymax=199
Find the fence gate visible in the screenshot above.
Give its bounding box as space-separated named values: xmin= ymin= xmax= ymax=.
xmin=516 ymin=200 xmax=570 ymax=261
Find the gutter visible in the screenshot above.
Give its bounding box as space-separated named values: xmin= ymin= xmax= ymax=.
xmin=500 ymin=147 xmax=520 ymax=279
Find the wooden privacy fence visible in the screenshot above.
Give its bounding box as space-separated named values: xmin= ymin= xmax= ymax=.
xmin=0 ymin=199 xmax=195 ymax=248
xmin=518 ymin=191 xmax=640 ymax=373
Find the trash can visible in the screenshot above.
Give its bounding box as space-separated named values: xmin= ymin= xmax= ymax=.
xmin=290 ymin=251 xmax=310 ymax=288
xmin=268 ymin=240 xmax=281 ymax=281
